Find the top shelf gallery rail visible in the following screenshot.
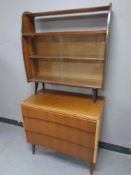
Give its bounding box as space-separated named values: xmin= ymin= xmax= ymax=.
xmin=23 ymin=4 xmax=111 ymax=18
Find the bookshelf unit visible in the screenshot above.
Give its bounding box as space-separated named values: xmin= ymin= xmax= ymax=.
xmin=21 ymin=4 xmax=111 ymax=174
xmin=22 ymin=4 xmax=111 ymax=101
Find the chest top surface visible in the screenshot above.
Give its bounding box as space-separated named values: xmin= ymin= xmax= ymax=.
xmin=22 ymin=90 xmax=104 ymax=121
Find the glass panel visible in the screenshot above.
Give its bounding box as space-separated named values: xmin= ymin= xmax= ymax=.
xmin=31 ymin=33 xmax=105 ymax=88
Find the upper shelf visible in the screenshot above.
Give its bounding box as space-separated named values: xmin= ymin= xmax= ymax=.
xmin=30 ymin=55 xmax=104 ymax=61
xmin=30 ymin=76 xmax=102 ymax=89
xmin=23 ymin=4 xmax=111 ymax=17
xmin=22 ymin=29 xmax=107 ymax=37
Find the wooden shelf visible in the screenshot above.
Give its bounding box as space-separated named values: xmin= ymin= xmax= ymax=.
xmin=30 ymin=55 xmax=104 ymax=61
xmin=22 ymin=29 xmax=106 ymax=37
xmin=30 ymin=76 xmax=102 ymax=89
xmin=37 ymin=13 xmax=108 ymax=23
xmin=22 ymin=4 xmax=111 ymax=99
xmin=21 ymin=5 xmax=111 ymax=170
xmin=24 ymin=5 xmax=110 ymax=17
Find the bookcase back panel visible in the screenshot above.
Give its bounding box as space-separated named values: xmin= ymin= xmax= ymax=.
xmin=33 ymin=36 xmax=62 ymax=56
xmin=35 ymin=14 xmax=107 ymax=33
xmin=31 ymin=60 xmax=103 ymax=88
xmin=62 ymin=35 xmax=105 ymax=58
xmin=37 ymin=60 xmax=61 ymax=78
xmin=33 ymin=34 xmax=106 ymax=59
xmin=22 ymin=5 xmax=111 ymax=91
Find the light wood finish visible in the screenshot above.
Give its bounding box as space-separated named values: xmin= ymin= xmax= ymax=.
xmin=27 ymin=131 xmax=94 ymax=162
xmin=30 ymin=60 xmax=104 ymax=88
xmin=21 ymin=5 xmax=111 ymax=91
xmin=22 ymin=106 xmax=96 ymax=133
xmin=22 ymin=30 xmax=106 ymax=37
xmin=102 ymin=4 xmax=112 ymax=85
xmin=30 ymin=76 xmax=102 ymax=89
xmin=21 ymin=90 xmax=104 ymax=164
xmin=21 ymin=90 xmax=104 ymax=121
xmin=21 ymin=4 xmax=111 ymax=174
xmin=22 ymin=13 xmax=35 ymax=81
xmin=29 ymin=33 xmax=105 ymax=89
xmin=24 ymin=117 xmax=95 ymax=148
xmin=32 ymin=34 xmax=105 ymax=58
xmin=37 ymin=13 xmax=108 ymax=22
xmin=22 ymin=12 xmax=35 ymax=33
xmin=30 ymin=55 xmax=104 ymax=61
xmin=93 ymin=120 xmax=100 ymax=163
xmin=25 ymin=5 xmax=110 ymax=17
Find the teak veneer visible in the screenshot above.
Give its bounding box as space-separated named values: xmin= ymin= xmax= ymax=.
xmin=21 ymin=4 xmax=111 ymax=174
xmin=21 ymin=90 xmax=104 ymax=174
xmin=21 ymin=4 xmax=111 ymax=101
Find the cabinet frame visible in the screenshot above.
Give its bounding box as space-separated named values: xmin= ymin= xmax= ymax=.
xmin=22 ymin=4 xmax=111 ymax=101
xmin=21 ymin=5 xmax=112 ymax=174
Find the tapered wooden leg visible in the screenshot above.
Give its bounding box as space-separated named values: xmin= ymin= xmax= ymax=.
xmin=35 ymin=82 xmax=39 ymax=94
xmin=42 ymin=83 xmax=45 ymax=90
xmin=92 ymin=88 xmax=98 ymax=102
xmin=32 ymin=144 xmax=35 ymax=154
xmin=88 ymin=163 xmax=94 ymax=175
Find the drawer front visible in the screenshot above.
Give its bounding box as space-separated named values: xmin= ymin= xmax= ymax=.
xmin=26 ymin=131 xmax=94 ymax=162
xmin=24 ymin=117 xmax=95 ymax=149
xmin=22 ymin=105 xmax=96 ymax=134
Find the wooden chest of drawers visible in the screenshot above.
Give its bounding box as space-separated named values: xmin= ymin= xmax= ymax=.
xmin=21 ymin=90 xmax=104 ymax=174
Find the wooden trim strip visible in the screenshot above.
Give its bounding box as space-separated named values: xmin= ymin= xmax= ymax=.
xmin=29 ymin=78 xmax=102 ymax=89
xmin=29 ymin=55 xmax=104 ymax=61
xmin=22 ymin=30 xmax=106 ymax=36
xmin=93 ymin=120 xmax=100 ymax=163
xmin=25 ymin=5 xmax=110 ymax=17
xmin=102 ymin=3 xmax=112 ymax=88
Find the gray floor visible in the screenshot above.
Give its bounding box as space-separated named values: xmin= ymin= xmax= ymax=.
xmin=0 ymin=122 xmax=130 ymax=175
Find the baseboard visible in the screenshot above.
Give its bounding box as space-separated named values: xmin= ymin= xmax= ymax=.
xmin=0 ymin=117 xmax=130 ymax=155
xmin=99 ymin=141 xmax=131 ymax=155
xmin=0 ymin=117 xmax=23 ymax=127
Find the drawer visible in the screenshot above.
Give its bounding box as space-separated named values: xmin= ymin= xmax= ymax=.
xmin=22 ymin=105 xmax=96 ymax=134
xmin=24 ymin=117 xmax=95 ymax=149
xmin=26 ymin=131 xmax=94 ymax=162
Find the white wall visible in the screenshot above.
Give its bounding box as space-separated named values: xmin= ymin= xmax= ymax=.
xmin=0 ymin=0 xmax=131 ymax=148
